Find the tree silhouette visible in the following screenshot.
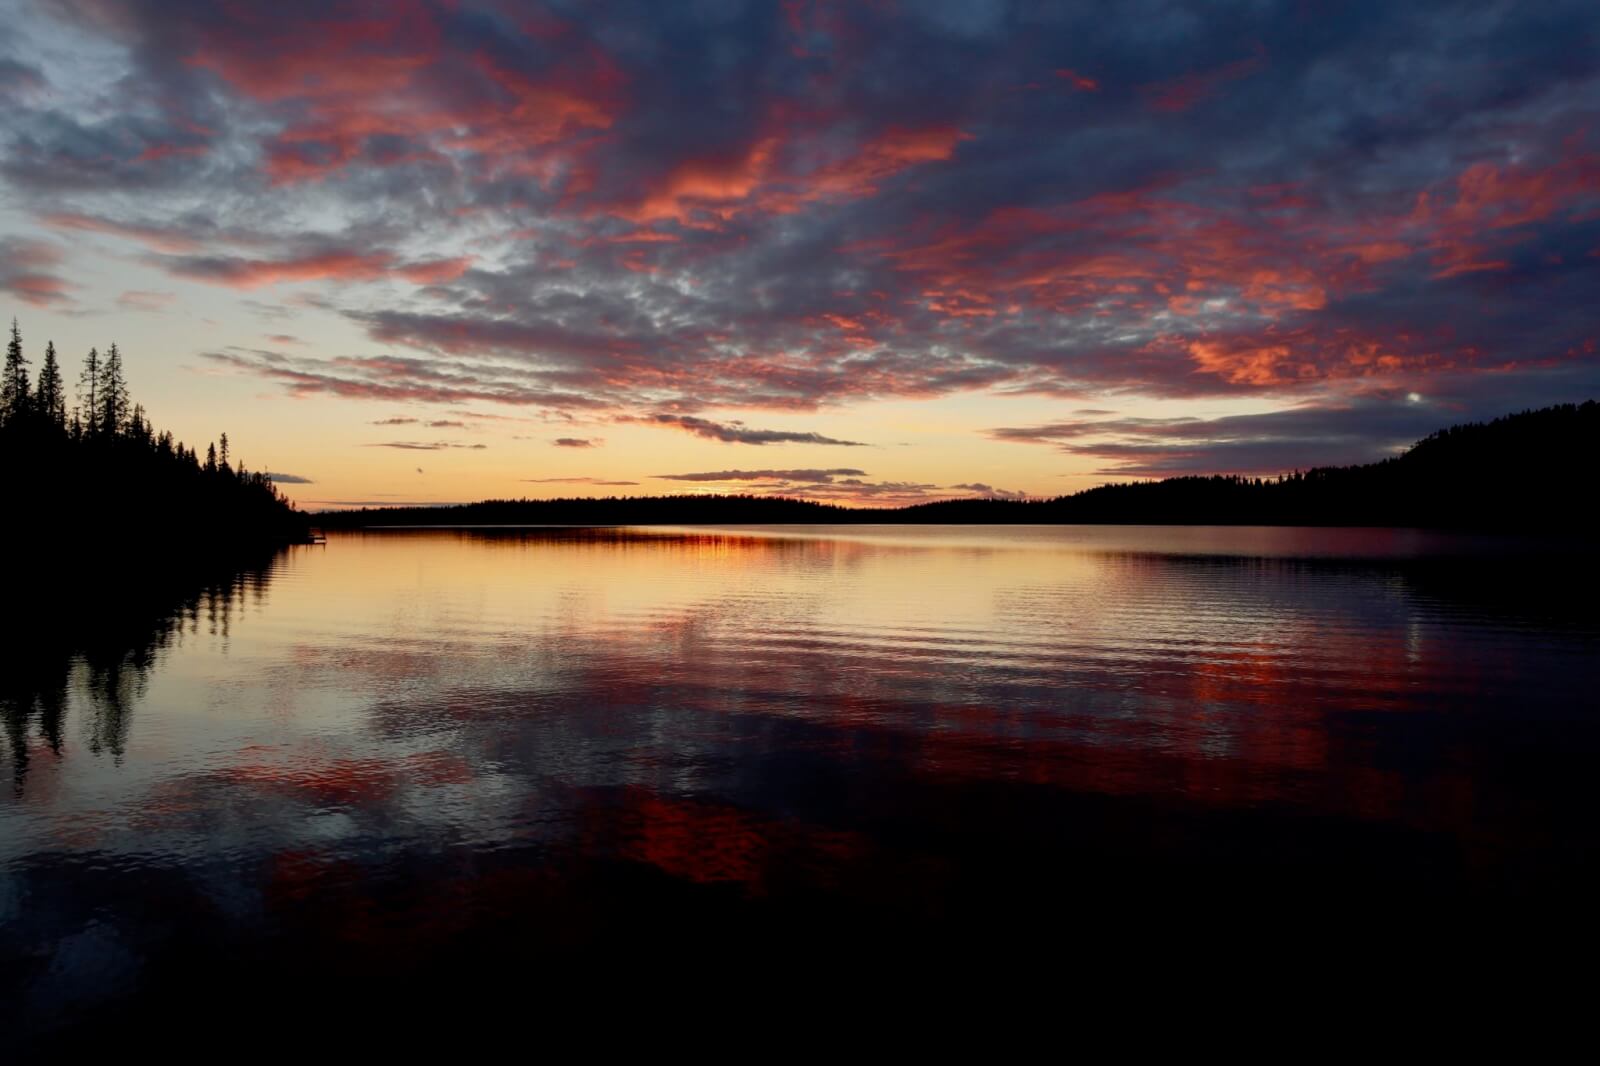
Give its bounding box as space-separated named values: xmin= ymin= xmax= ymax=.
xmin=36 ymin=339 xmax=64 ymax=428
xmin=1 ymin=318 xmax=29 ymax=425
xmin=100 ymin=341 xmax=129 ymax=435
xmin=78 ymin=346 xmax=100 ymax=437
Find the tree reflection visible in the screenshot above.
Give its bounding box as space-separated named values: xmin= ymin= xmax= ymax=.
xmin=1 ymin=553 xmax=280 ymax=791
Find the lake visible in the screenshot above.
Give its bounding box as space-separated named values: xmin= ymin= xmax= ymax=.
xmin=4 ymin=525 xmax=1597 ymax=1040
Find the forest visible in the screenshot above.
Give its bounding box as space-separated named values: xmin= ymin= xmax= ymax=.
xmin=0 ymin=319 xmax=311 ymax=563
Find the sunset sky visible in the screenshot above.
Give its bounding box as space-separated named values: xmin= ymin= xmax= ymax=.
xmin=1 ymin=0 xmax=1596 ymax=508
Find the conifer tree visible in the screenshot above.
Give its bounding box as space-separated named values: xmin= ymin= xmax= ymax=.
xmin=1 ymin=318 xmax=30 ymax=425
xmin=100 ymin=342 xmax=129 ymax=435
xmin=36 ymin=340 xmax=65 ymax=427
xmin=79 ymin=347 xmax=101 ymax=436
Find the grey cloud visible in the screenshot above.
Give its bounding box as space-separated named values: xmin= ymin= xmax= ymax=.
xmin=523 ymin=477 xmax=640 ymax=486
xmin=636 ymin=415 xmax=867 ymax=446
xmin=985 ymin=391 xmax=1584 ymax=477
xmin=652 ymin=468 xmax=868 ymax=483
xmin=366 ymin=441 xmax=487 ymax=451
xmin=951 ymin=482 xmax=1028 ymax=499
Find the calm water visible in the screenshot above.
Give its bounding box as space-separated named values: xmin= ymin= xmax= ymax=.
xmin=4 ymin=525 xmax=1598 ymax=1037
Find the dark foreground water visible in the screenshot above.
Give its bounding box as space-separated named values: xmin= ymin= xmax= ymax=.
xmin=3 ymin=525 xmax=1597 ymax=1042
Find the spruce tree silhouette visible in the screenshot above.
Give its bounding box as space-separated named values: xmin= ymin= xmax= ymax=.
xmin=77 ymin=346 xmax=100 ymax=437
xmin=100 ymin=341 xmax=129 ymax=434
xmin=1 ymin=318 xmax=29 ymax=423
xmin=36 ymin=340 xmax=64 ymax=428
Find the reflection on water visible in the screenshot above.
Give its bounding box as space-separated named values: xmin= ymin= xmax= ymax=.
xmin=2 ymin=526 xmax=1597 ymax=1038
xmin=3 ymin=555 xmax=278 ymax=794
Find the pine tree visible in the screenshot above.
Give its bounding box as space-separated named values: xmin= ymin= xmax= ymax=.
xmin=36 ymin=340 xmax=65 ymax=427
xmin=205 ymin=441 xmax=218 ymax=474
xmin=1 ymin=318 xmax=30 ymax=426
xmin=128 ymin=403 xmax=148 ymax=443
xmin=79 ymin=347 xmax=101 ymax=437
xmin=100 ymin=342 xmax=129 ymax=436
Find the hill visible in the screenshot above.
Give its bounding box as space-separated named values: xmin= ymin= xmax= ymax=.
xmin=318 ymin=400 xmax=1596 ymax=530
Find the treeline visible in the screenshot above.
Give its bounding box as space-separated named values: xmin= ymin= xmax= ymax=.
xmin=320 ymin=401 xmax=1597 ymax=530
xmin=1 ymin=319 xmax=310 ymax=563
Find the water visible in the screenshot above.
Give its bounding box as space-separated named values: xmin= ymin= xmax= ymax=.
xmin=3 ymin=525 xmax=1597 ymax=1038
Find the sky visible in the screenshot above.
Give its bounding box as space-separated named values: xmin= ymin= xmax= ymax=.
xmin=1 ymin=0 xmax=1597 ymax=509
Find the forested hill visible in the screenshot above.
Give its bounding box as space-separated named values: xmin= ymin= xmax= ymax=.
xmin=999 ymin=399 xmax=1597 ymax=527
xmin=1 ymin=320 xmax=310 ymax=560
xmin=320 ymin=400 xmax=1596 ymax=530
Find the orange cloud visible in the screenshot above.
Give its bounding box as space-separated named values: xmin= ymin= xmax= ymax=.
xmin=1144 ymin=46 xmax=1266 ymax=113
xmin=43 ymin=211 xmax=203 ymax=253
xmin=1055 ymin=68 xmax=1099 ymax=92
xmin=396 ymin=256 xmax=475 ymax=284
xmin=187 ymin=2 xmax=621 ymax=186
xmin=167 ymin=250 xmax=395 ymax=288
xmin=603 ymin=123 xmax=965 ymax=224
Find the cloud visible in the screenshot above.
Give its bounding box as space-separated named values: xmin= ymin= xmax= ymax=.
xmin=652 ymin=468 xmax=868 ymax=483
xmin=264 ymin=471 xmax=314 ymax=484
xmin=202 ymin=348 xmax=608 ymax=409
xmin=118 ymin=290 xmax=176 ymax=311
xmin=1055 ymin=69 xmax=1099 ymax=93
xmin=634 ymin=415 xmax=867 ymax=446
xmin=370 ymin=416 xmax=474 ymax=428
xmin=552 ymin=437 xmax=598 ymax=448
xmin=155 ymin=250 xmax=397 ymax=288
xmin=0 ymin=58 xmax=46 ymax=103
xmin=650 ymin=466 xmax=950 ymax=505
xmin=951 ymin=483 xmax=1028 ymax=499
xmin=396 ymin=257 xmax=474 ymax=284
xmin=44 ymin=211 xmax=207 ymax=253
xmin=366 ymin=441 xmax=487 ymax=451
xmin=1142 ymin=45 xmax=1267 ymax=113
xmin=523 ymin=477 xmax=640 ymax=486
xmin=0 ymin=238 xmax=71 ymax=307
xmin=2 ymin=0 xmax=1596 ymax=449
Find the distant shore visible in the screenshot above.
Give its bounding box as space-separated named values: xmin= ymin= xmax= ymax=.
xmin=312 ymin=399 xmax=1597 ymax=535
